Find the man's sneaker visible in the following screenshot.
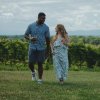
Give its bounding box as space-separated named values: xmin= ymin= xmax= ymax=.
xmin=32 ymin=72 xmax=36 ymax=81
xmin=32 ymin=76 xmax=36 ymax=81
xmin=37 ymin=79 xmax=43 ymax=84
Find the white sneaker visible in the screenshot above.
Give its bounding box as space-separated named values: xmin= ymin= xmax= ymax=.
xmin=32 ymin=77 xmax=36 ymax=81
xmin=34 ymin=70 xmax=38 ymax=80
xmin=32 ymin=72 xmax=36 ymax=81
xmin=37 ymin=79 xmax=43 ymax=84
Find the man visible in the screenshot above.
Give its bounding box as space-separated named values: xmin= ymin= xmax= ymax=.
xmin=24 ymin=12 xmax=50 ymax=84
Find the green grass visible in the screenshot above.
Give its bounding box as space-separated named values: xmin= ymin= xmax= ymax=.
xmin=0 ymin=70 xmax=100 ymax=100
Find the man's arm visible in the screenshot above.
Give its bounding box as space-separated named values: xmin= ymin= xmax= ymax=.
xmin=45 ymin=37 xmax=51 ymax=60
xmin=46 ymin=37 xmax=50 ymax=51
xmin=24 ymin=34 xmax=30 ymax=40
xmin=45 ymin=27 xmax=51 ymax=58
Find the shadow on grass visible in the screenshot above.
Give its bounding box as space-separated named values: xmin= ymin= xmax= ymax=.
xmin=0 ymin=79 xmax=95 ymax=89
xmin=39 ymin=81 xmax=93 ymax=89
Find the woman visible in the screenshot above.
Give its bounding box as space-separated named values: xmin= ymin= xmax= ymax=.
xmin=51 ymin=24 xmax=69 ymax=84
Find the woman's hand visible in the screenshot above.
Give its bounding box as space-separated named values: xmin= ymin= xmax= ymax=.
xmin=61 ymin=38 xmax=69 ymax=46
xmin=61 ymin=38 xmax=66 ymax=44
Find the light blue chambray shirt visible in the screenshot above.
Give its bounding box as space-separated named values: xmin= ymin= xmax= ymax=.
xmin=25 ymin=22 xmax=50 ymax=50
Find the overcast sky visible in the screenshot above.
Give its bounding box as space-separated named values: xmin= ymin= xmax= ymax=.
xmin=0 ymin=0 xmax=100 ymax=35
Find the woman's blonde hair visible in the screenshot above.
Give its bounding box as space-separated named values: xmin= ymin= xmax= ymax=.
xmin=52 ymin=24 xmax=69 ymax=42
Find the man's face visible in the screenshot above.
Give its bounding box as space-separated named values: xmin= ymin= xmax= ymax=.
xmin=38 ymin=16 xmax=46 ymax=24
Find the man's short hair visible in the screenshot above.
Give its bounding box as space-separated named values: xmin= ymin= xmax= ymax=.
xmin=38 ymin=12 xmax=46 ymax=18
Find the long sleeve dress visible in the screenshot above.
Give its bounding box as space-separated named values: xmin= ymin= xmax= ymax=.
xmin=52 ymin=35 xmax=69 ymax=80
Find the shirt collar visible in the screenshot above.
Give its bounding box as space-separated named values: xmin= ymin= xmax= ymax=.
xmin=35 ymin=21 xmax=44 ymax=26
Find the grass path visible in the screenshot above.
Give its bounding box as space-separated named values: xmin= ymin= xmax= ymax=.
xmin=0 ymin=70 xmax=100 ymax=100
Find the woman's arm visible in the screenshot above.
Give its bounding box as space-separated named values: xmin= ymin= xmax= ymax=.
xmin=61 ymin=35 xmax=70 ymax=46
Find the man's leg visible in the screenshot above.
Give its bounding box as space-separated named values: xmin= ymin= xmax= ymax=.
xmin=29 ymin=62 xmax=34 ymax=72
xmin=29 ymin=62 xmax=36 ymax=81
xmin=28 ymin=48 xmax=37 ymax=80
xmin=37 ymin=50 xmax=45 ymax=83
xmin=38 ymin=62 xmax=43 ymax=79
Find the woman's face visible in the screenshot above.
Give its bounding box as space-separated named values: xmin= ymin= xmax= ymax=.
xmin=55 ymin=27 xmax=58 ymax=32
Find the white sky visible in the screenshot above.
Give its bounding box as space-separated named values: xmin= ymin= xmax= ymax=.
xmin=0 ymin=0 xmax=100 ymax=35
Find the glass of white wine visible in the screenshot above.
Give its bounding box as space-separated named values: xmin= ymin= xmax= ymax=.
xmin=29 ymin=34 xmax=37 ymax=42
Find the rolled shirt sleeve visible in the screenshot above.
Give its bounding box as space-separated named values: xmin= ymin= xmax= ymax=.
xmin=25 ymin=24 xmax=31 ymax=36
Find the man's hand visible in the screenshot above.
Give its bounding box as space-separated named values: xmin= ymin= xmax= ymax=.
xmin=24 ymin=34 xmax=37 ymax=43
xmin=30 ymin=37 xmax=37 ymax=43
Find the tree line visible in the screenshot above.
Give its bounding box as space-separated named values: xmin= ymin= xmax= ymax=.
xmin=0 ymin=36 xmax=100 ymax=70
